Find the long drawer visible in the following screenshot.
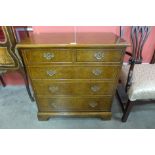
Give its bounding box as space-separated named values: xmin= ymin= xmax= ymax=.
xmin=28 ymin=65 xmax=120 ymax=80
xmin=37 ymin=96 xmax=112 ymax=112
xmin=76 ymin=49 xmax=123 ymax=63
xmin=32 ymin=80 xmax=115 ymax=96
xmin=23 ymin=49 xmax=73 ymax=64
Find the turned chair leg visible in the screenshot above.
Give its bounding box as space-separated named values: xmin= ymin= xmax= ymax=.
xmin=24 ymin=77 xmax=35 ymax=102
xmin=116 ymin=89 xmax=125 ymax=113
xmin=0 ymin=75 xmax=6 ymax=87
xmin=19 ymin=68 xmax=35 ymax=102
xmin=23 ymin=26 xmax=30 ymax=37
xmin=122 ymin=100 xmax=133 ymax=122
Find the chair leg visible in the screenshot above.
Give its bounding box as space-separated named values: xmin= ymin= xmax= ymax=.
xmin=116 ymin=83 xmax=129 ymax=113
xmin=24 ymin=76 xmax=35 ymax=102
xmin=0 ymin=75 xmax=6 ymax=87
xmin=122 ymin=100 xmax=133 ymax=122
xmin=24 ymin=27 xmax=29 ymax=37
xmin=19 ymin=68 xmax=35 ymax=102
xmin=116 ymin=89 xmax=125 ymax=113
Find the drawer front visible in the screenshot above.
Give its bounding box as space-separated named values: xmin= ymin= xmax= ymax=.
xmin=28 ymin=65 xmax=120 ymax=80
xmin=76 ymin=49 xmax=123 ymax=62
xmin=37 ymin=97 xmax=112 ymax=112
xmin=33 ymin=80 xmax=115 ymax=96
xmin=24 ymin=49 xmax=72 ymax=64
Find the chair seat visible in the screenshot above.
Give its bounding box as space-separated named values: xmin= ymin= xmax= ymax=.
xmin=120 ymin=64 xmax=155 ymax=101
xmin=0 ymin=48 xmax=15 ymax=67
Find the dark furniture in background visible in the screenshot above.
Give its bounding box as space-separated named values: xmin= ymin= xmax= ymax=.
xmin=117 ymin=26 xmax=155 ymax=122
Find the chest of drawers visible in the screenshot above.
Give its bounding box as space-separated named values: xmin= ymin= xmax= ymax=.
xmin=16 ymin=32 xmax=128 ymax=121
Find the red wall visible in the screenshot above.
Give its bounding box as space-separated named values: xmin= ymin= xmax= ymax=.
xmin=2 ymin=26 xmax=155 ymax=85
xmin=32 ymin=26 xmax=120 ymax=34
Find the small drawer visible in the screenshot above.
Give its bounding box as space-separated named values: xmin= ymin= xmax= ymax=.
xmin=23 ymin=49 xmax=73 ymax=64
xmin=32 ymin=80 xmax=115 ymax=96
xmin=76 ymin=49 xmax=123 ymax=63
xmin=28 ymin=65 xmax=120 ymax=80
xmin=37 ymin=96 xmax=112 ymax=112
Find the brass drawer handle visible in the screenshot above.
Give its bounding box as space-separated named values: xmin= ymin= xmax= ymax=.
xmin=49 ymin=86 xmax=59 ymax=93
xmin=43 ymin=52 xmax=55 ymax=60
xmin=92 ymin=68 xmax=102 ymax=76
xmin=47 ymin=70 xmax=56 ymax=76
xmin=94 ymin=52 xmax=104 ymax=60
xmin=91 ymin=85 xmax=100 ymax=92
xmin=89 ymin=101 xmax=98 ymax=108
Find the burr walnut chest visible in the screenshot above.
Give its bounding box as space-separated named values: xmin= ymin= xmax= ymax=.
xmin=16 ymin=32 xmax=128 ymax=121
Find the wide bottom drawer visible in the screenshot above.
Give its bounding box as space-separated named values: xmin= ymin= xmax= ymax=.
xmin=36 ymin=96 xmax=112 ymax=112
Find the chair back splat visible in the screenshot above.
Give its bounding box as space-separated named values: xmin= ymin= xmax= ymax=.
xmin=125 ymin=26 xmax=151 ymax=91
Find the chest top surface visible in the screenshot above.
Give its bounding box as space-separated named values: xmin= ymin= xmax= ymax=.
xmin=16 ymin=32 xmax=129 ymax=48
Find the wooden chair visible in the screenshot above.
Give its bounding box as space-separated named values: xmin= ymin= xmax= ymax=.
xmin=0 ymin=26 xmax=34 ymax=101
xmin=116 ymin=26 xmax=155 ymax=122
